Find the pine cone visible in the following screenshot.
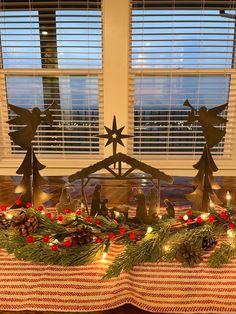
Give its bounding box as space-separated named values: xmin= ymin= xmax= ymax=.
xmin=202 ymin=236 xmax=217 ymax=251
xmin=72 ymin=225 xmax=94 ymax=246
xmin=0 ymin=213 xmax=11 ymax=229
xmin=11 ymin=212 xmax=38 ymax=236
xmin=176 ymin=242 xmax=202 ymax=267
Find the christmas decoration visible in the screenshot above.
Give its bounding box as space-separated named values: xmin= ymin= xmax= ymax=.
xmin=0 ymin=114 xmax=234 ymax=280
xmin=55 ymin=187 xmax=81 ymax=214
xmin=175 ymin=242 xmax=202 ymax=267
xmin=71 ymin=225 xmax=95 ymax=246
xmin=97 ymin=115 xmax=133 ymax=157
xmin=0 ymin=213 xmax=11 ymax=229
xmin=11 ymin=212 xmax=38 ymax=236
xmin=184 ymin=99 xmax=228 ymax=212
xmin=7 ymin=101 xmax=58 ymax=208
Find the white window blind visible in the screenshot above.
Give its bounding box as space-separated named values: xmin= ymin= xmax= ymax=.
xmin=130 ymin=0 xmax=236 ymax=158
xmin=0 ymin=0 xmax=103 ymax=157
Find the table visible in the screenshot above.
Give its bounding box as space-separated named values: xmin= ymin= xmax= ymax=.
xmin=0 ymin=244 xmax=236 ymax=313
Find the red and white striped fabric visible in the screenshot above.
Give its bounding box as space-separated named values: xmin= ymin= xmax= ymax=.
xmin=0 ymin=246 xmax=236 ymax=313
xmin=0 ymin=206 xmax=235 ymax=313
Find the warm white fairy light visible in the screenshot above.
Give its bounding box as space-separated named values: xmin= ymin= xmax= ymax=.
xmin=227 ymin=229 xmax=235 ymax=239
xmin=41 ymin=210 xmax=45 ymax=215
xmin=163 ymin=245 xmax=170 ymax=252
xmin=6 ymin=213 xmax=13 ymax=220
xmin=114 ymin=211 xmax=120 ymax=218
xmin=201 ymin=213 xmax=209 ymax=221
xmin=226 ymin=191 xmax=231 ymax=201
xmin=102 ymin=251 xmax=108 ymax=260
xmin=146 ymin=226 xmax=153 ymax=234
xmin=209 ymin=201 xmax=214 ymax=209
xmin=183 ymin=214 xmax=189 ymax=221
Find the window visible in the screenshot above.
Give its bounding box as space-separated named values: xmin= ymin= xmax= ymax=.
xmin=130 ymin=0 xmax=236 ymax=157
xmin=0 ymin=0 xmax=102 ymax=156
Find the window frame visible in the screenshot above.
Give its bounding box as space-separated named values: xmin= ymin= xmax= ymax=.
xmin=128 ymin=1 xmax=236 ymax=175
xmin=0 ymin=0 xmax=236 ymax=176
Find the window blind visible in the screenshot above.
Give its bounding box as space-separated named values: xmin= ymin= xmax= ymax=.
xmin=3 ymin=75 xmax=103 ymax=155
xmin=130 ymin=0 xmax=236 ymax=157
xmin=0 ymin=0 xmax=103 ymax=157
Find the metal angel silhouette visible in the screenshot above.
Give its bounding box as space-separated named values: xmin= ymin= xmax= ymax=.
xmin=7 ymin=102 xmax=57 ymax=149
xmin=7 ymin=101 xmax=58 ymax=207
xmin=183 ymin=99 xmax=228 ymax=148
xmin=183 ymin=99 xmax=228 ymax=212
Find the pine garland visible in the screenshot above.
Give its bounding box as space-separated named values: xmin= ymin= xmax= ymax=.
xmin=0 ymin=206 xmax=236 ymax=278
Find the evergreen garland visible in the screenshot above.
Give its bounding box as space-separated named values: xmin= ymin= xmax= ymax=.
xmin=0 ymin=205 xmax=236 ymax=278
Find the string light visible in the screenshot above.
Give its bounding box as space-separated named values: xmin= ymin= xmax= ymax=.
xmin=227 ymin=229 xmax=235 ymax=239
xmin=183 ymin=214 xmax=189 ymax=221
xmin=201 ymin=213 xmax=209 ymax=221
xmin=226 ymin=191 xmax=231 ymax=201
xmin=209 ymin=201 xmax=214 ymax=209
xmin=102 ymin=252 xmax=108 ymax=260
xmin=6 ymin=213 xmax=13 ymax=220
xmin=163 ymin=245 xmax=170 ymax=252
xmin=114 ymin=211 xmax=120 ymax=218
xmin=226 ymin=191 xmax=231 ymax=207
xmin=146 ymin=226 xmax=153 ymax=234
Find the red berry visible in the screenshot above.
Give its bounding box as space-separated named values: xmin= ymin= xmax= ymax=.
xmin=119 ymin=227 xmax=125 ymax=235
xmin=178 ymin=216 xmax=184 ymax=221
xmin=95 ymin=238 xmax=102 ymax=244
xmin=26 ymin=235 xmax=34 ymax=243
xmin=228 ymin=223 xmax=235 ymax=229
xmin=26 ymin=202 xmax=32 ymax=208
xmin=95 ymin=218 xmax=101 ymax=225
xmin=15 ymin=199 xmax=22 ymax=205
xmin=51 ymin=244 xmax=58 ymax=251
xmin=65 ymin=208 xmax=71 ymax=214
xmin=187 ymin=218 xmax=193 ymax=224
xmin=57 ymin=215 xmax=63 ymax=222
xmin=108 ymin=232 xmax=115 ymax=240
xmin=85 ymin=216 xmax=91 ymax=222
xmin=0 ymin=205 xmax=6 ymax=211
xmin=196 ymin=216 xmax=203 ymax=223
xmin=187 ymin=211 xmax=193 ymax=217
xmin=76 ymin=210 xmax=82 ymax=216
xmin=42 ymin=235 xmax=50 ymax=243
xmin=219 ymin=212 xmax=228 ymax=220
xmin=64 ymin=239 xmax=72 ymax=247
xmin=38 ymin=205 xmax=44 ymax=211
xmin=47 ymin=212 xmax=52 ymax=219
xmin=208 ymin=215 xmax=216 ymax=222
xmin=129 ymin=233 xmax=136 ymax=241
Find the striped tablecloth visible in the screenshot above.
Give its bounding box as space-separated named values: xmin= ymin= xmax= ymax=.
xmin=0 ymin=245 xmax=236 ymax=313
xmin=1 ymin=205 xmax=236 ymax=313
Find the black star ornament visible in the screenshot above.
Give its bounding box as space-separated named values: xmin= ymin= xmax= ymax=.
xmin=97 ymin=116 xmax=133 ymax=156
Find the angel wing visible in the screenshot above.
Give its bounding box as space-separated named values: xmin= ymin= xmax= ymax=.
xmin=7 ymin=104 xmax=32 ymax=125
xmin=205 ymin=103 xmax=228 ymax=125
xmin=208 ymin=103 xmax=228 ymax=115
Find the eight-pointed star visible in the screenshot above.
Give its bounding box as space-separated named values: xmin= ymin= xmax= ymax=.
xmin=97 ymin=116 xmax=133 ymax=156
